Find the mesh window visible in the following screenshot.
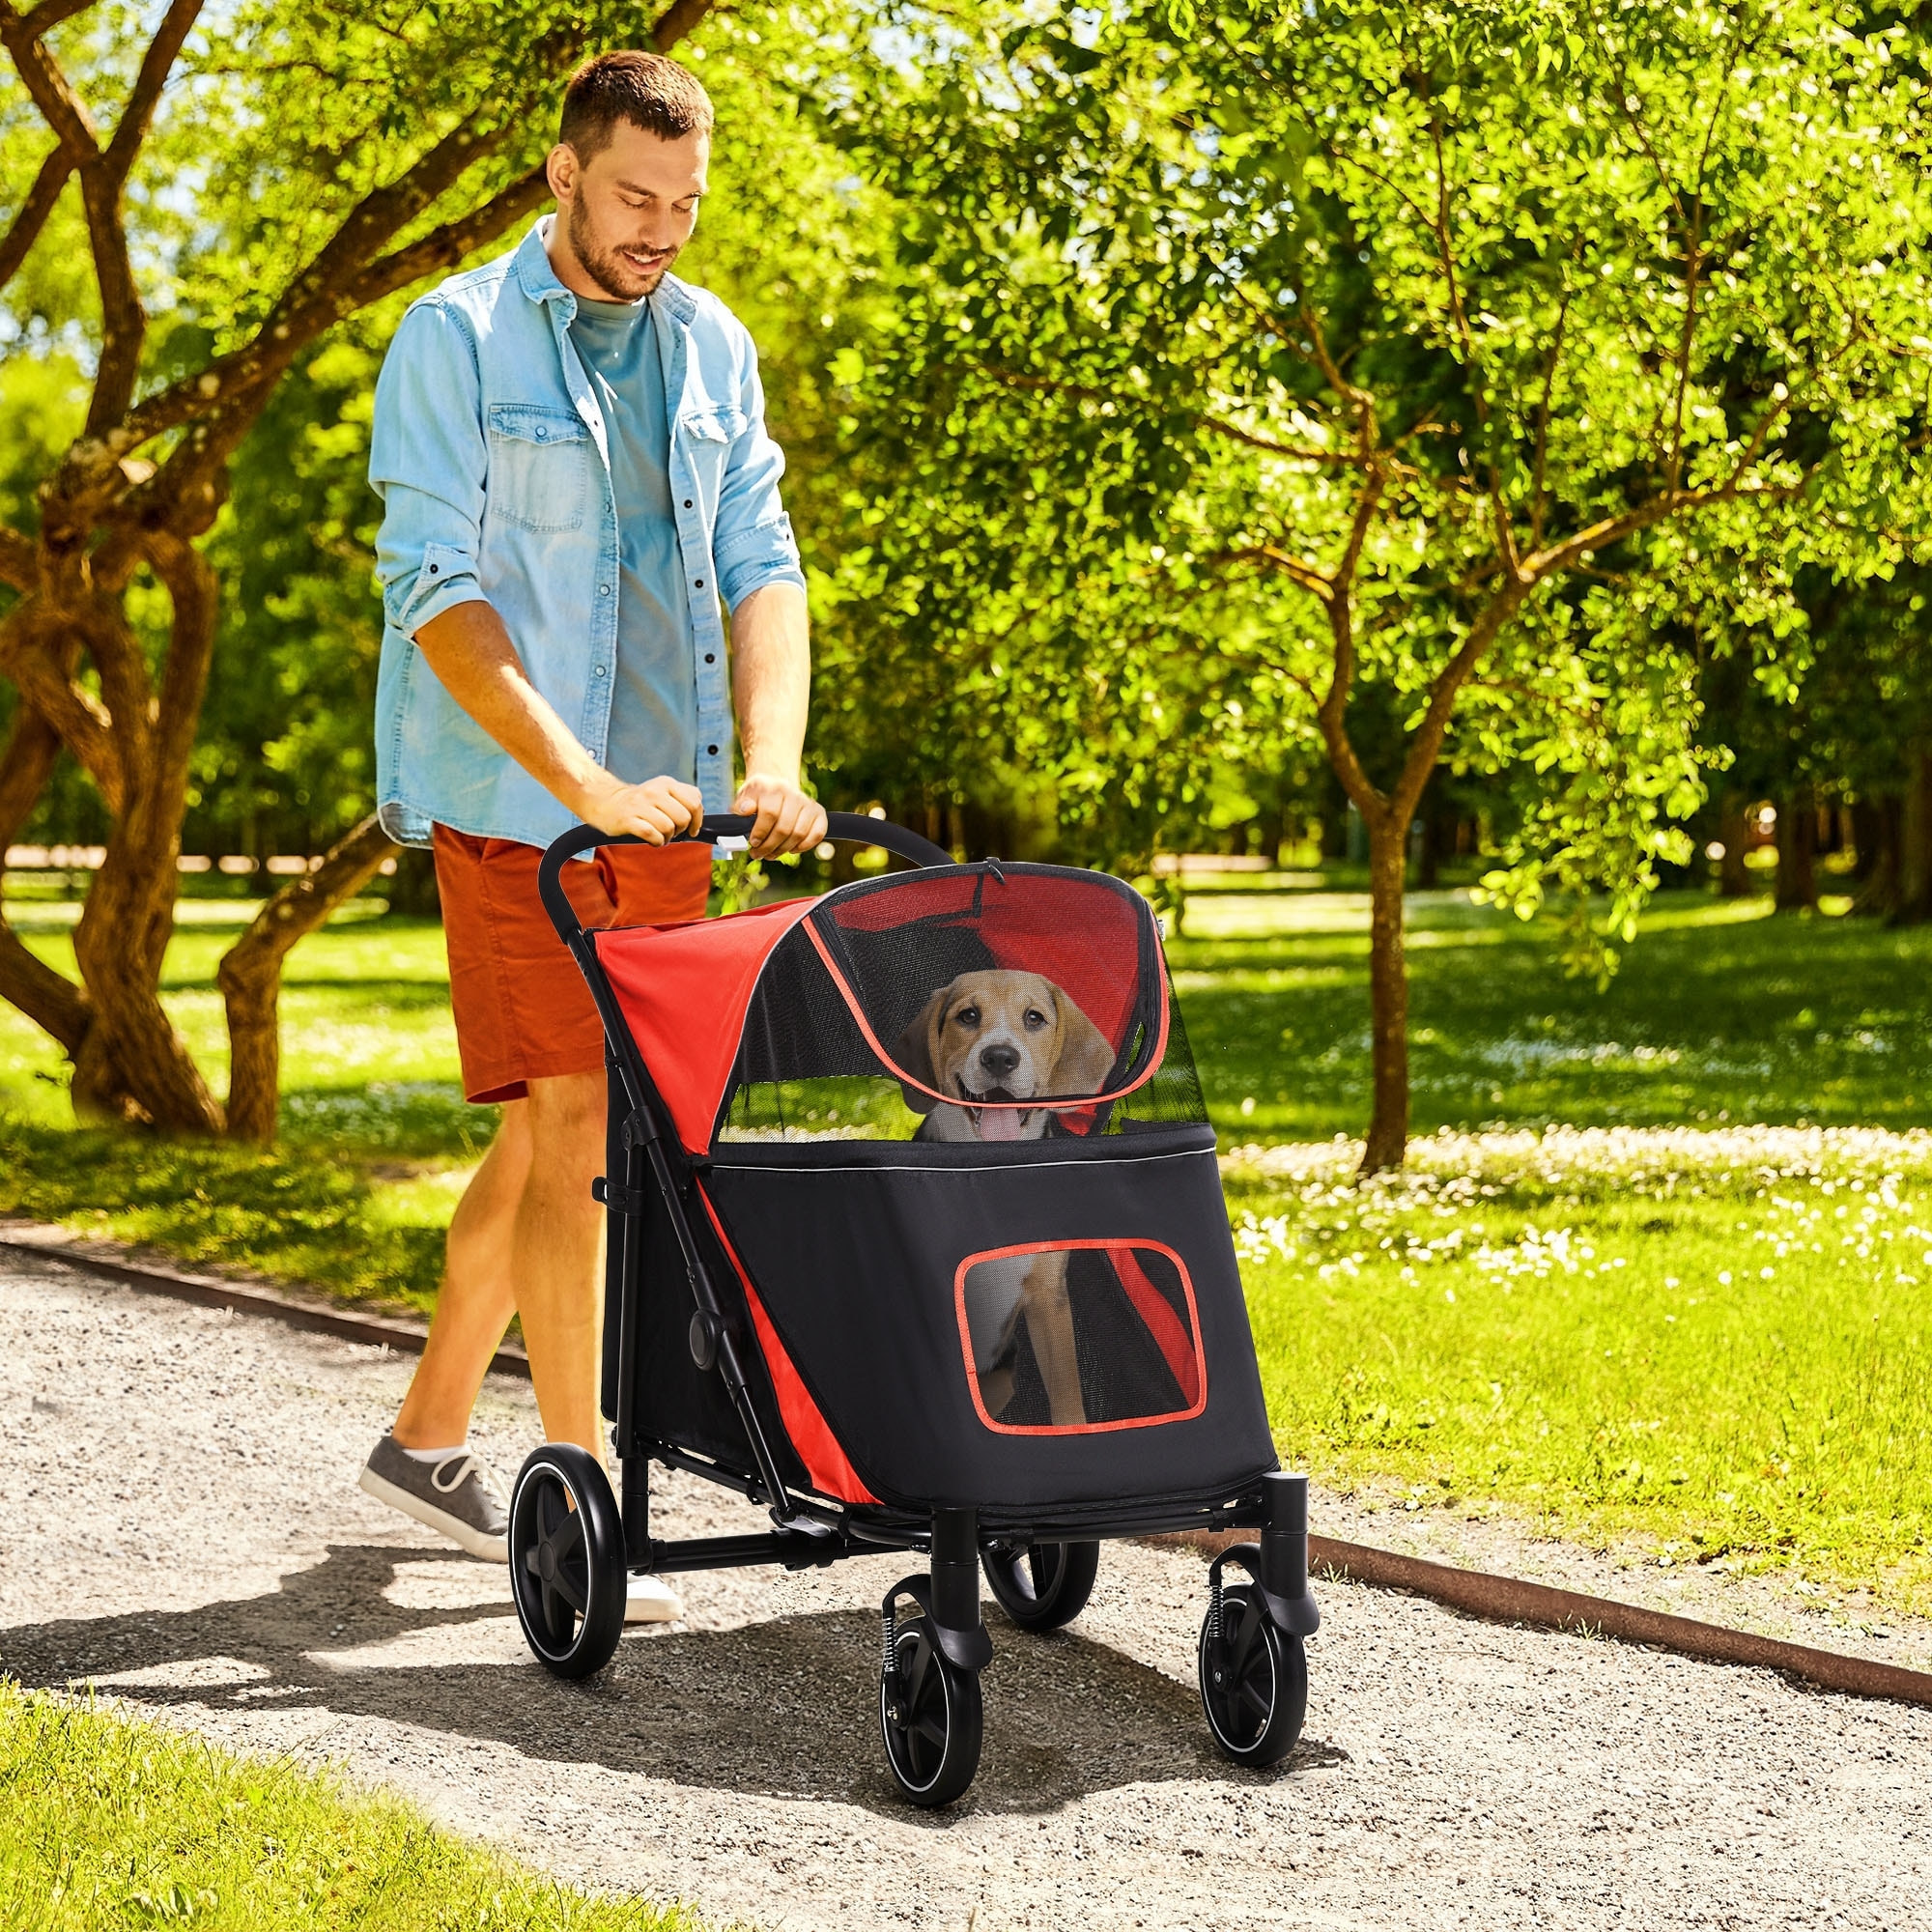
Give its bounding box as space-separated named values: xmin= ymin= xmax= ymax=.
xmin=955 ymin=1241 xmax=1207 ymax=1433
xmin=717 ymin=863 xmax=1206 ymax=1143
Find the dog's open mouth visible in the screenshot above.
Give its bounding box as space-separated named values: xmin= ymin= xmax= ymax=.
xmin=959 ymin=1081 xmax=1034 ymax=1143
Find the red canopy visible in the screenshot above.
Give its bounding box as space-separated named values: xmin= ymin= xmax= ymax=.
xmin=595 ymin=896 xmax=816 ymax=1154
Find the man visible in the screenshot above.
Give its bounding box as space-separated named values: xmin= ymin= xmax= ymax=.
xmin=356 ymin=50 xmax=826 ymax=1622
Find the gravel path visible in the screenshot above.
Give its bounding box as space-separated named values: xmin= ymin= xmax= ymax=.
xmin=2 ymin=1248 xmax=1928 ymax=1930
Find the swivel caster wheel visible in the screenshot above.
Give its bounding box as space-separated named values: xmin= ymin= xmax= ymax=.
xmin=879 ymin=1613 xmax=982 ymax=1807
xmin=981 ymin=1538 xmax=1099 ymax=1632
xmin=1199 ymin=1581 xmax=1306 ymax=1768
xmin=508 ymin=1443 xmax=627 ymax=1680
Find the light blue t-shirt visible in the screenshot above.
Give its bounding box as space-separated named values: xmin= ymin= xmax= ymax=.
xmin=567 ymin=296 xmax=697 ymax=786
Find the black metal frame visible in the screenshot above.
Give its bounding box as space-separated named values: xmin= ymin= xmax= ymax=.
xmin=537 ymin=811 xmax=1318 ymax=1673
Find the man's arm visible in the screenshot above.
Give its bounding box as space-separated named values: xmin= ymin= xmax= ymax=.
xmin=729 ymin=582 xmax=828 ymax=856
xmin=415 ymin=601 xmax=701 ymax=843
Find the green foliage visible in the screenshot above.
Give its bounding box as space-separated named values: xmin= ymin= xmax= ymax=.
xmin=807 ymin=0 xmax=1932 ymax=923
xmin=0 ymin=1682 xmax=701 ymax=1930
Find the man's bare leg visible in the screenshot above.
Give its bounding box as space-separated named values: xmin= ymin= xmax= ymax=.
xmin=505 ymin=1068 xmax=610 ymax=1459
xmin=392 ymin=1100 xmax=533 ymax=1449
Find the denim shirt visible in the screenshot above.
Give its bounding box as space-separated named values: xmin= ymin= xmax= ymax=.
xmin=368 ymin=217 xmax=807 ymax=849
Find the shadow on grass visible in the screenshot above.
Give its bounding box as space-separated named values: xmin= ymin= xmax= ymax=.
xmin=0 ymin=1545 xmax=1333 ymax=1817
xmin=0 ymin=1115 xmax=451 ymax=1313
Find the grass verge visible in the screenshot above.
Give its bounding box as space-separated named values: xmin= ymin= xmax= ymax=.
xmin=1234 ymin=1126 xmax=1932 ymax=1612
xmin=0 ymin=1681 xmax=700 ymax=1931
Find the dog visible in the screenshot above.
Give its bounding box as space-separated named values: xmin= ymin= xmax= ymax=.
xmin=895 ymin=971 xmax=1117 ymax=1425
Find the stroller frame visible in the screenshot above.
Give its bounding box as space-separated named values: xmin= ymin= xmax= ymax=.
xmin=525 ymin=810 xmax=1319 ymax=1804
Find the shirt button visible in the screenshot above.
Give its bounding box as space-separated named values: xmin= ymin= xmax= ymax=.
xmin=707 ymin=744 xmax=719 ymax=755
xmin=535 ymin=427 xmax=548 ymax=440
xmin=683 ymin=499 xmax=693 ymax=508
xmin=599 ymin=584 xmax=611 ymax=596
xmin=704 ymin=653 xmax=715 ymax=664
xmin=694 ymin=579 xmax=704 ymax=589
xmin=593 ymin=666 xmax=608 ymax=677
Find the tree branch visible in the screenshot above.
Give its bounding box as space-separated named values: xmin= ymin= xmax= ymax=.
xmin=14 ymin=0 xmax=104 ymax=39
xmin=0 ymin=10 xmax=99 ymax=159
xmin=0 ymin=142 xmax=77 ymax=289
xmin=1206 ymin=544 xmax=1336 ymax=602
xmin=101 ymin=0 xmax=202 ymax=185
xmin=971 ymin=362 xmax=1359 ymax=466
xmin=650 ymin=0 xmax=717 ymax=49
xmin=0 ymin=702 xmax=93 ymax=1055
xmin=216 ymin=813 xmax=396 ymax=1141
xmin=0 ymin=525 xmax=36 ymax=592
xmin=0 ymin=618 xmax=125 ymax=811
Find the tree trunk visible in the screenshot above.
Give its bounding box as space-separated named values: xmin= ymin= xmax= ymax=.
xmin=218 ymin=814 xmax=397 ymax=1141
xmin=1717 ymin=794 xmax=1753 ymax=897
xmin=1851 ymin=795 xmax=1900 ymax=915
xmin=1897 ymin=746 xmax=1932 ymax=925
xmin=1775 ymin=789 xmax=1817 ymax=912
xmin=66 ymin=562 xmax=226 ymax=1132
xmin=1361 ymin=810 xmax=1410 ymax=1174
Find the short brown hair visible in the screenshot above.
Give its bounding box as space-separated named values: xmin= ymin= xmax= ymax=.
xmin=559 ymin=51 xmax=714 ymax=158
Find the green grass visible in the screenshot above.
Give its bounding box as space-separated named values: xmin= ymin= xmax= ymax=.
xmin=0 ymin=1681 xmax=700 ymax=1930
xmin=1231 ymin=1127 xmax=1932 ymax=1608
xmin=5 ymin=873 xmax=1932 ymax=1605
xmin=1172 ymin=883 xmax=1932 ymax=1138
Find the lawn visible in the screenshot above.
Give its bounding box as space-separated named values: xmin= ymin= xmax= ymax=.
xmin=0 ymin=1681 xmax=696 ymax=1931
xmin=5 ymin=872 xmax=1931 ymax=1606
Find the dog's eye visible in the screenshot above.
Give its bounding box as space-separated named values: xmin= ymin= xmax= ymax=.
xmin=1023 ymin=1009 xmax=1047 ymax=1030
xmin=954 ymin=1007 xmax=980 ymax=1028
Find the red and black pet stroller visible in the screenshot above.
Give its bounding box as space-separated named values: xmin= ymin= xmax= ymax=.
xmin=512 ymin=813 xmax=1319 ymax=1806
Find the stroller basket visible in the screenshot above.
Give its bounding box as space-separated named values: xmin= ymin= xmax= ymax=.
xmin=509 ymin=811 xmax=1320 ymax=1807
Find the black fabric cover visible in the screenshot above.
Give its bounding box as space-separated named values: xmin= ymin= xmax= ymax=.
xmin=600 ymin=1081 xmax=815 ymax=1497
xmin=701 ymin=1124 xmax=1277 ymax=1516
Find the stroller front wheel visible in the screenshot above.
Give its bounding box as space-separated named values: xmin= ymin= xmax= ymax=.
xmin=980 ymin=1538 xmax=1099 ymax=1632
xmin=1198 ymin=1583 xmax=1306 ymax=1768
xmin=879 ymin=1615 xmax=982 ymax=1807
xmin=508 ymin=1444 xmax=627 ymax=1680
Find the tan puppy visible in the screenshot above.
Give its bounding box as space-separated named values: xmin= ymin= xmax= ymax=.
xmin=896 ymin=972 xmax=1116 ymax=1425
xmin=894 ymin=970 xmax=1116 ymax=1145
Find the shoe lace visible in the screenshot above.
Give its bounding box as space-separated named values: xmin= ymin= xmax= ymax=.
xmin=429 ymin=1451 xmax=503 ymax=1504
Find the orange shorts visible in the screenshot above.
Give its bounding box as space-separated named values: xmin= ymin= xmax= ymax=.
xmin=433 ymin=825 xmax=712 ymax=1105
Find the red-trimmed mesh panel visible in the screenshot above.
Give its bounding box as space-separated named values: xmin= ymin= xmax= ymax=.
xmin=718 ymin=862 xmax=1206 ymax=1143
xmin=954 ymin=1240 xmax=1207 ymax=1435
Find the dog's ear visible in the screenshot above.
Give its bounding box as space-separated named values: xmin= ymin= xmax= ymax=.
xmin=1048 ymin=986 xmax=1117 ymax=1096
xmin=893 ymin=987 xmax=950 ymax=1114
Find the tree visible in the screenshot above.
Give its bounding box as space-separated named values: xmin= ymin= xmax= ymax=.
xmin=0 ymin=0 xmax=718 ymax=1137
xmin=815 ymin=0 xmax=1932 ymax=1167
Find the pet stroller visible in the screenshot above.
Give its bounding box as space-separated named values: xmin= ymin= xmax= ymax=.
xmin=512 ymin=813 xmax=1319 ymax=1806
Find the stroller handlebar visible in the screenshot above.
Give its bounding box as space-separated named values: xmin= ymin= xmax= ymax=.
xmin=538 ymin=811 xmax=952 ymax=947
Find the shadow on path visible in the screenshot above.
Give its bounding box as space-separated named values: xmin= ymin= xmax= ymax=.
xmin=0 ymin=1544 xmax=1343 ymax=1819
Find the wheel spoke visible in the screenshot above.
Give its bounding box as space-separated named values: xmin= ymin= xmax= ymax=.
xmin=1239 ymin=1678 xmax=1273 ymax=1723
xmin=1229 ymin=1598 xmax=1264 ymax=1676
xmin=549 ymin=1565 xmax=586 ymax=1614
xmin=913 ymin=1709 xmax=949 ymax=1747
xmin=1024 ymin=1546 xmax=1048 ymax=1603
xmin=540 ymin=1577 xmax=572 ymax=1638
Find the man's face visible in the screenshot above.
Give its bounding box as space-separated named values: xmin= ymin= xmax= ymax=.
xmin=548 ymin=122 xmax=708 ymax=301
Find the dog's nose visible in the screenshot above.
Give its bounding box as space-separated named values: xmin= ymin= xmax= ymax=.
xmin=979 ymin=1042 xmax=1020 ymax=1080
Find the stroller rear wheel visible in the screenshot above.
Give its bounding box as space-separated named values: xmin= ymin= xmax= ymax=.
xmin=508 ymin=1444 xmax=627 ymax=1680
xmin=1198 ymin=1582 xmax=1306 ymax=1768
xmin=980 ymin=1538 xmax=1099 ymax=1632
xmin=879 ymin=1614 xmax=982 ymax=1807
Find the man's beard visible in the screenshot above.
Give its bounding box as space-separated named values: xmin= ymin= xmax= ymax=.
xmin=567 ymin=194 xmax=676 ymax=301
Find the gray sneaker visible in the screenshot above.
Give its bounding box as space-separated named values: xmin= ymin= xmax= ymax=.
xmin=358 ymin=1435 xmax=509 ymax=1561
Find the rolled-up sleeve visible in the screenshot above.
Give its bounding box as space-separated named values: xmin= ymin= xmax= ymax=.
xmin=370 ymin=298 xmax=491 ymax=638
xmin=713 ymin=328 xmax=808 ymax=612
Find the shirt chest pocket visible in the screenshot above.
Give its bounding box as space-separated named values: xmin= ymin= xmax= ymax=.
xmin=486 ymin=404 xmax=595 ymax=534
xmin=677 ymin=406 xmax=748 ymax=495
